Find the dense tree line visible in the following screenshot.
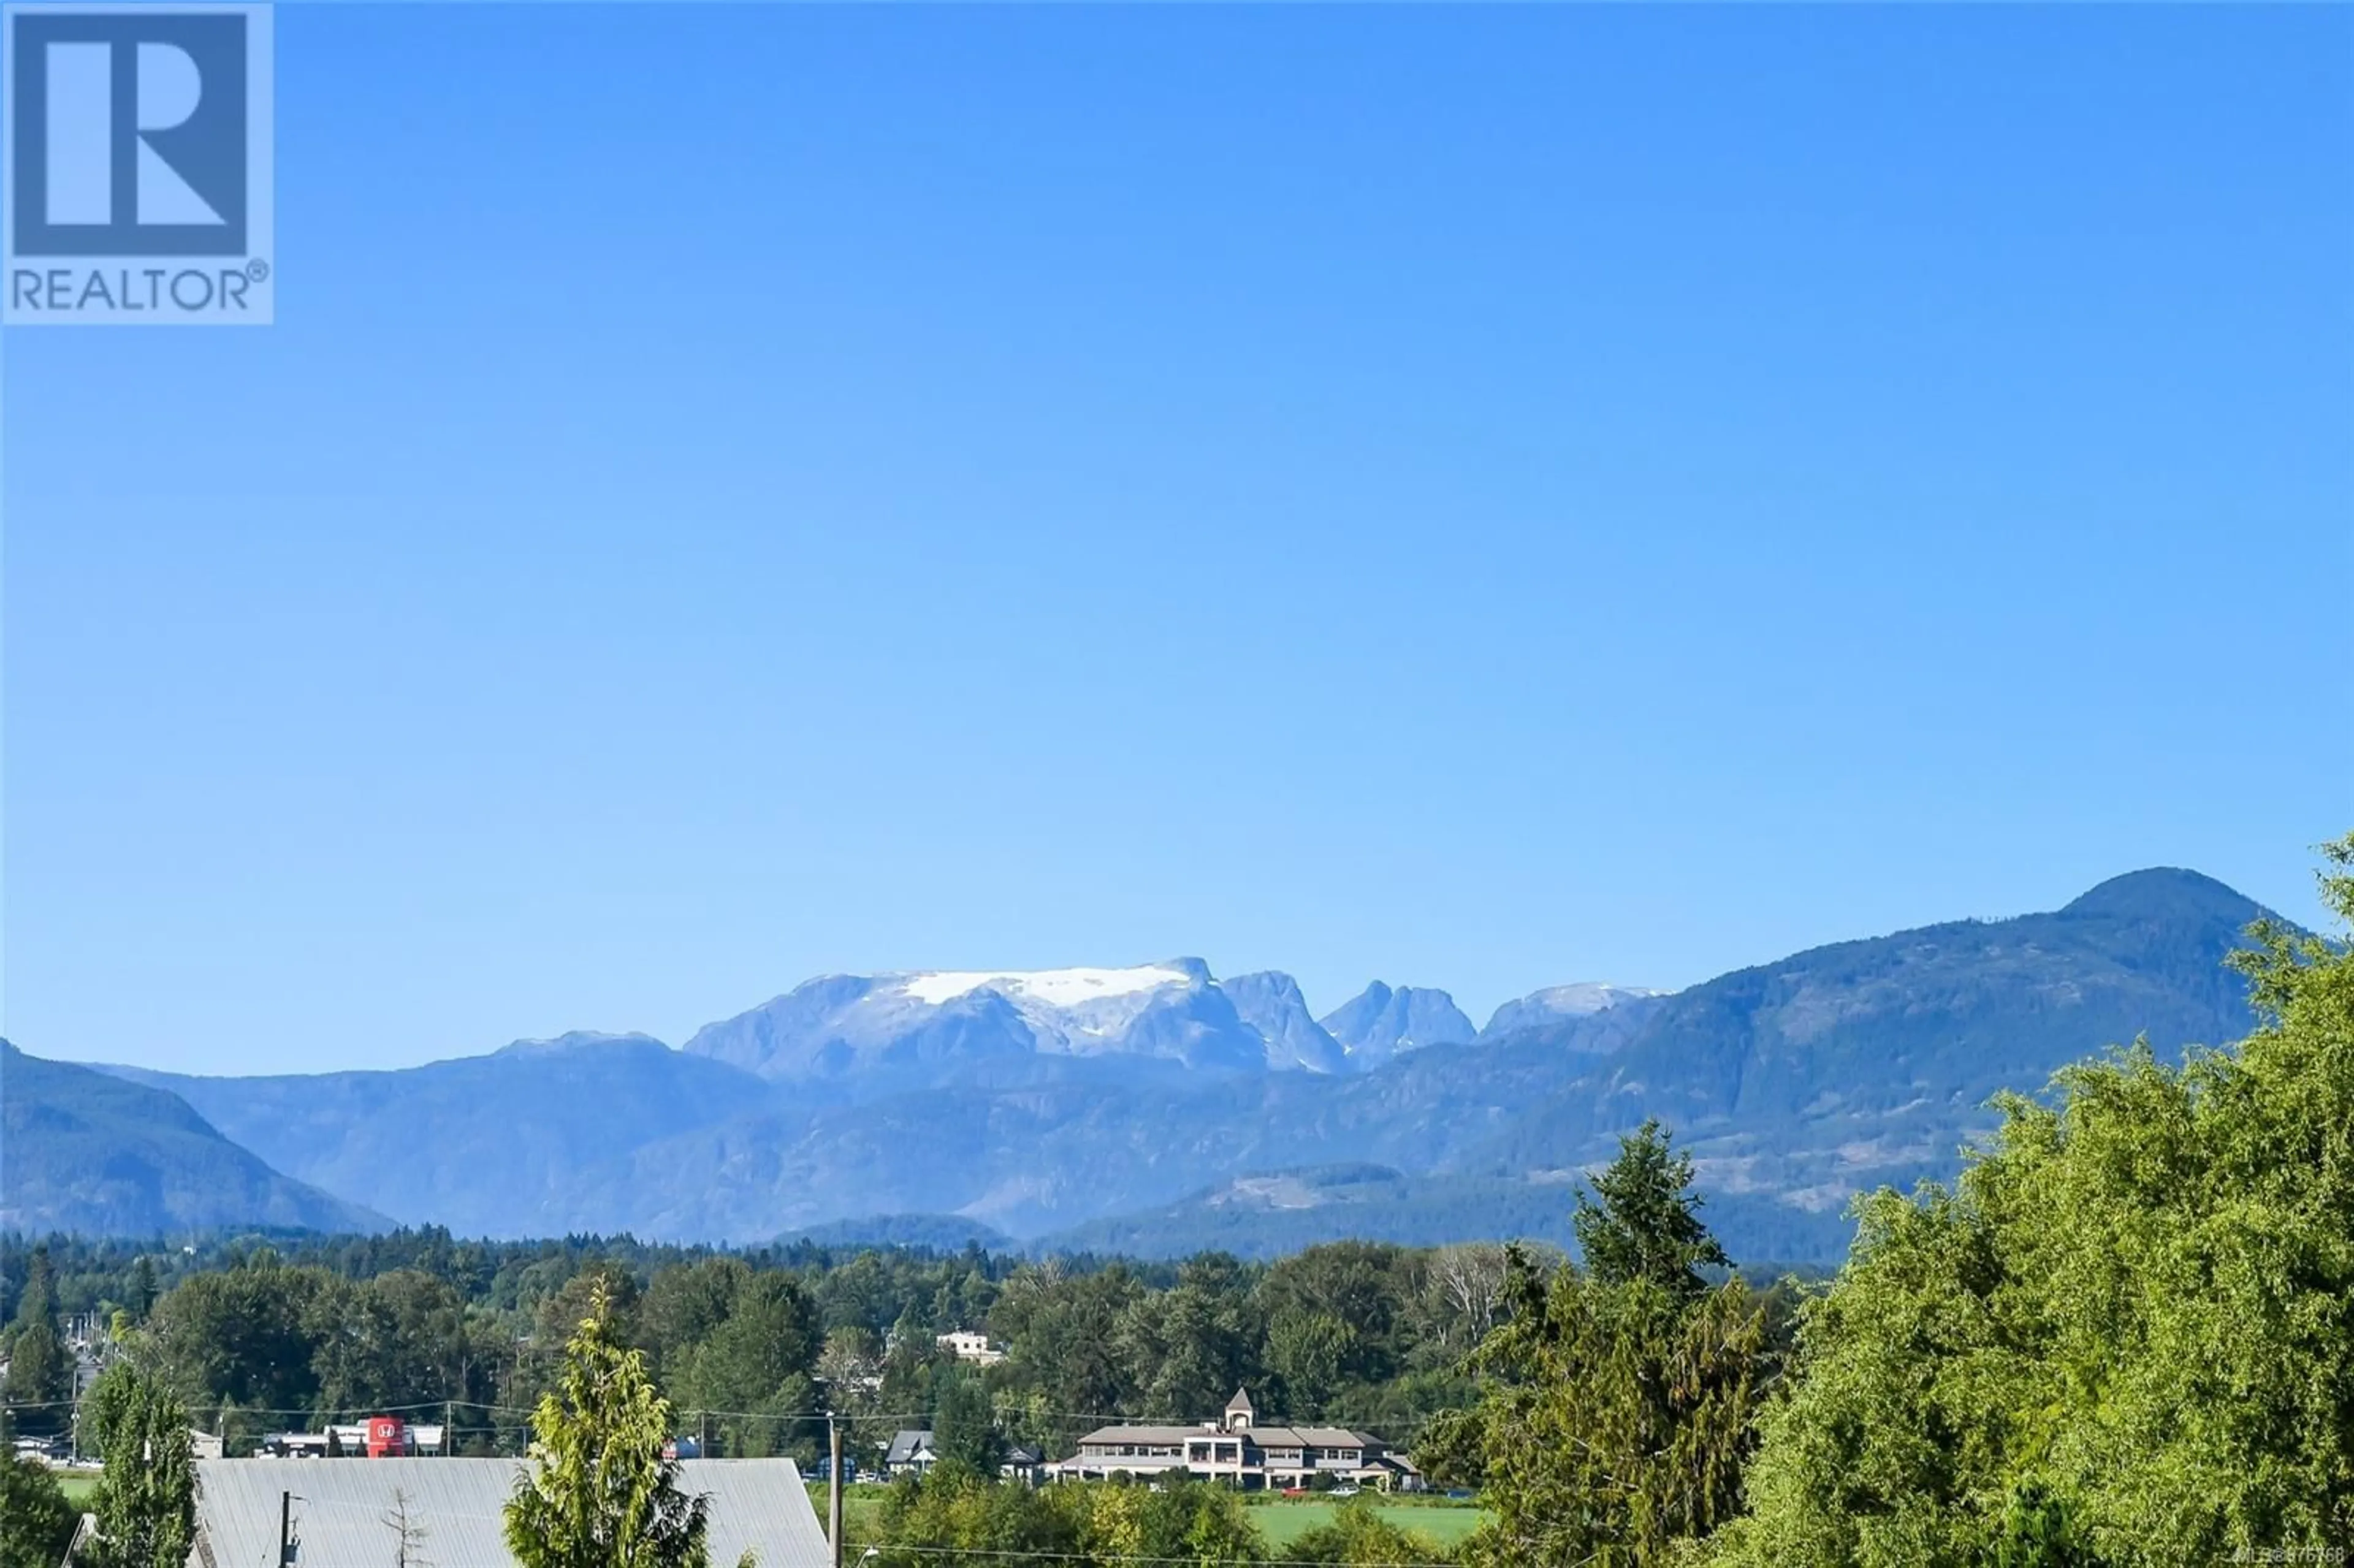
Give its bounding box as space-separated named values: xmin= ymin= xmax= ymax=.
xmin=501 ymin=1273 xmax=1476 ymax=1568
xmin=1 ymin=1224 xmax=1537 ymax=1472
xmin=9 ymin=832 xmax=2348 ymax=1567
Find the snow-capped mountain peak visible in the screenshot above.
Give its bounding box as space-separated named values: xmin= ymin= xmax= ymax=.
xmin=683 ymin=959 xmax=1262 ymax=1083
xmin=680 ymin=961 xmax=1668 ymax=1092
xmin=899 ymin=964 xmax=1195 ymax=1020
xmin=1479 ymin=982 xmax=1666 ymax=1040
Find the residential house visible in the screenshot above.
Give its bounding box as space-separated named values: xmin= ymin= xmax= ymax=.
xmin=885 ymin=1429 xmax=940 ymax=1479
xmin=1048 ymin=1387 xmax=1422 ymax=1493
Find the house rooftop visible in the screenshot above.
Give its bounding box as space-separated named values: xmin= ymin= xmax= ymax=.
xmin=188 ymin=1458 xmax=828 ymax=1568
xmin=1070 ymin=1422 xmax=1378 ymax=1450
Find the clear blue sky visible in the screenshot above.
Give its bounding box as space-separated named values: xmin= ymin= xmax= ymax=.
xmin=6 ymin=5 xmax=2349 ymax=1075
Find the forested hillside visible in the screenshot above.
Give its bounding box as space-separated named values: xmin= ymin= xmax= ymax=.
xmin=0 ymin=1045 xmax=384 ymax=1237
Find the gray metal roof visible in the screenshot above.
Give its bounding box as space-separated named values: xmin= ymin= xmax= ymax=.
xmin=1071 ymin=1425 xmax=1207 ymax=1447
xmin=189 ymin=1458 xmax=830 ymax=1568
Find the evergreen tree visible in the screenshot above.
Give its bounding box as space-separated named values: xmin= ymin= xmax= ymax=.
xmin=4 ymin=1246 xmax=72 ymax=1436
xmin=4 ymin=1322 xmax=70 ymax=1437
xmin=930 ymin=1370 xmax=1005 ymax=1477
xmin=127 ymin=1259 xmax=157 ymax=1325
xmin=505 ymin=1280 xmax=711 ymax=1568
xmin=1574 ymin=1119 xmax=1731 ymax=1300
xmin=1465 ymin=1126 xmax=1766 ymax=1567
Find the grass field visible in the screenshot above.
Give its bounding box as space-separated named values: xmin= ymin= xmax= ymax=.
xmin=807 ymin=1483 xmax=889 ymax=1543
xmin=57 ymin=1473 xmax=101 ymax=1506
xmin=1242 ymin=1499 xmax=1488 ymax=1550
xmin=806 ymin=1483 xmax=1489 ymax=1553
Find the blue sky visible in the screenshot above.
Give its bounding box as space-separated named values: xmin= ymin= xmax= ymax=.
xmin=6 ymin=5 xmax=2349 ymax=1075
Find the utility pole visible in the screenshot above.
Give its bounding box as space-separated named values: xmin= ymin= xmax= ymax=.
xmin=828 ymin=1412 xmax=844 ymax=1568
xmin=279 ymin=1491 xmax=293 ymax=1568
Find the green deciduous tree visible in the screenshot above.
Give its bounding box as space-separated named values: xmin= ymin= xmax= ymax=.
xmin=1080 ymin=1477 xmax=1262 ymax=1566
xmin=1713 ymin=834 xmax=2354 ymax=1567
xmin=0 ymin=1431 xmax=80 ymax=1568
xmin=1286 ymin=1495 xmax=1453 ymax=1566
xmin=875 ymin=1466 xmax=1265 ymax=1568
xmin=82 ymin=1363 xmax=196 ymax=1568
xmin=1255 ymin=1244 xmax=1411 ymax=1390
xmin=145 ymin=1260 xmax=333 ymax=1417
xmin=1411 ymin=1404 xmax=1487 ymax=1492
xmin=873 ymin=1463 xmax=1084 ymax=1566
xmin=505 ymin=1281 xmax=711 ymax=1568
xmin=1265 ymin=1310 xmax=1353 ymax=1420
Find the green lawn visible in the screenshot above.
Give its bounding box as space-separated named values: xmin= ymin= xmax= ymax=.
xmin=1242 ymin=1498 xmax=1488 ymax=1550
xmin=804 ymin=1482 xmax=1489 ymax=1553
xmin=57 ymin=1473 xmax=101 ymax=1507
xmin=805 ymin=1483 xmax=889 ymax=1543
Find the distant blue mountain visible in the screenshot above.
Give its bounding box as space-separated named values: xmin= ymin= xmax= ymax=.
xmin=1317 ymin=983 xmax=1477 ymax=1065
xmin=1032 ymin=1164 xmax=1849 ymax=1265
xmin=49 ymin=864 xmax=2277 ymax=1263
xmin=101 ymin=1032 xmax=782 ymax=1235
xmin=1222 ymin=972 xmax=1350 ymax=1073
xmin=1 ymin=1041 xmax=384 ymax=1236
xmin=1458 ymin=866 xmax=2276 ymax=1235
xmin=1480 ymin=983 xmax=1667 ymax=1045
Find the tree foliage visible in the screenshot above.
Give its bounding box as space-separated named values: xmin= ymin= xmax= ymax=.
xmin=1574 ymin=1119 xmax=1731 ymax=1301
xmin=871 ymin=1465 xmax=1267 ymax=1567
xmin=1462 ymin=1127 xmax=1768 ymax=1567
xmin=1714 ymin=833 xmax=2354 ymax=1566
xmin=505 ymin=1280 xmax=711 ymax=1568
xmin=930 ymin=1371 xmax=1005 ymax=1477
xmin=0 ymin=1440 xmax=79 ymax=1568
xmin=82 ymin=1363 xmax=196 ymax=1568
xmin=1286 ymin=1495 xmax=1453 ymax=1566
xmin=4 ymin=1246 xmax=72 ymax=1435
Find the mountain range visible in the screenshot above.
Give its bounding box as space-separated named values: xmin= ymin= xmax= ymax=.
xmin=0 ymin=867 xmax=2274 ymax=1263
xmin=0 ymin=1043 xmax=383 ymax=1236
